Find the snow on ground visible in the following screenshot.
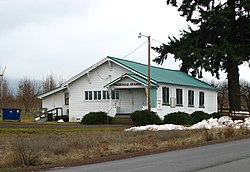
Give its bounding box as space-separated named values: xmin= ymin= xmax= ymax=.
xmin=125 ymin=116 xmax=250 ymax=131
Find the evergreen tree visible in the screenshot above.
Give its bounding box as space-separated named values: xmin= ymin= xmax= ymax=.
xmin=154 ymin=0 xmax=250 ymax=111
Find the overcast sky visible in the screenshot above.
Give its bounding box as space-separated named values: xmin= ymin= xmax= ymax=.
xmin=0 ymin=0 xmax=249 ymax=82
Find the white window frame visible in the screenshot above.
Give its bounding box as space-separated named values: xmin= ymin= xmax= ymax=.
xmin=94 ymin=91 xmax=102 ymax=100
xmin=188 ymin=90 xmax=194 ymax=107
xmin=162 ymin=87 xmax=170 ymax=105
xmin=199 ymin=91 xmax=205 ymax=108
xmin=85 ymin=91 xmax=93 ymax=101
xmin=111 ymin=90 xmax=119 ymax=100
xmin=102 ymin=90 xmax=109 ymax=100
xmin=176 ymin=88 xmax=183 ymax=106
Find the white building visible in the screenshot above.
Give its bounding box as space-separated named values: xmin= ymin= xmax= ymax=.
xmin=38 ymin=56 xmax=218 ymax=122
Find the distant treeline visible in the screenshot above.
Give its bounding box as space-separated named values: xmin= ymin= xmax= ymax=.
xmin=0 ymin=75 xmax=249 ymax=115
xmin=210 ymin=79 xmax=250 ymax=112
xmin=0 ymin=74 xmax=64 ymax=114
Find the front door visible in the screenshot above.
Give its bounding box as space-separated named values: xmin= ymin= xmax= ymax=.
xmin=117 ymin=89 xmax=145 ymax=114
xmin=131 ymin=89 xmax=146 ymax=112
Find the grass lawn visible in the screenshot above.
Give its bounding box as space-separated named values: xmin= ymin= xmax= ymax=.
xmin=0 ymin=121 xmax=250 ymax=171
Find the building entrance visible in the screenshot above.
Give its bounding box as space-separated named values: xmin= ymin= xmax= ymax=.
xmin=117 ymin=88 xmax=146 ymax=114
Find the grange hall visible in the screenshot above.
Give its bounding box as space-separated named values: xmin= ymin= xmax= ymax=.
xmin=38 ymin=56 xmax=218 ymax=122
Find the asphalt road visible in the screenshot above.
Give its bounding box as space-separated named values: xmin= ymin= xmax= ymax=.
xmin=48 ymin=138 xmax=250 ymax=172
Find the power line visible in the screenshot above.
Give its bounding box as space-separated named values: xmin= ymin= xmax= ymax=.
xmin=121 ymin=41 xmax=148 ymax=58
xmin=152 ymin=38 xmax=166 ymax=45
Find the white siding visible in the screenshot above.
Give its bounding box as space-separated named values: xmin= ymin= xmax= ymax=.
xmin=156 ymin=84 xmax=218 ymax=119
xmin=41 ymin=59 xmax=218 ymax=122
xmin=42 ymin=90 xmax=69 ymax=115
xmin=68 ymin=61 xmax=129 ymax=122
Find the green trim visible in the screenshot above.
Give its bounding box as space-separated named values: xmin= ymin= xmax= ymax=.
xmin=150 ymin=87 xmax=157 ymax=108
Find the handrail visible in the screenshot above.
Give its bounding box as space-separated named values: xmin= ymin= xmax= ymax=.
xmin=107 ymin=100 xmax=119 ymax=116
xmin=218 ymin=108 xmax=250 ymax=116
xmin=35 ymin=107 xmax=65 ymax=122
xmin=47 ymin=107 xmax=63 ymax=116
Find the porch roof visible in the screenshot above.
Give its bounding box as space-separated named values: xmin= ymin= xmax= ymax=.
xmin=38 ymin=86 xmax=66 ymax=99
xmin=104 ymin=73 xmax=157 ymax=88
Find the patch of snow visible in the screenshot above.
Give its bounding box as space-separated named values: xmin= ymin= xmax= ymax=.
xmin=57 ymin=119 xmax=64 ymax=123
xmin=126 ymin=124 xmax=186 ymax=131
xmin=243 ymin=117 xmax=250 ymax=128
xmin=125 ymin=116 xmax=250 ymax=131
xmin=34 ymin=117 xmax=40 ymax=121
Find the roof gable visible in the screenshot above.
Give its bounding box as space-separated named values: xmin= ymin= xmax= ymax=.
xmin=104 ymin=73 xmax=157 ymax=88
xmin=39 ymin=56 xmax=217 ymax=98
xmin=61 ymin=57 xmax=109 ymax=87
xmin=38 ymin=86 xmax=66 ymax=99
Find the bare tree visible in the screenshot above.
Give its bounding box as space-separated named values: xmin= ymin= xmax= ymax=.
xmin=0 ymin=66 xmax=6 ymax=110
xmin=2 ymin=79 xmax=15 ymax=108
xmin=217 ymin=81 xmax=229 ymax=112
xmin=42 ymin=74 xmax=63 ymax=93
xmin=16 ymin=78 xmax=41 ymax=113
xmin=240 ymin=80 xmax=250 ymax=111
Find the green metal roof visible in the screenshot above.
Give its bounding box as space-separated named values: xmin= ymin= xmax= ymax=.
xmin=108 ymin=56 xmax=217 ymax=90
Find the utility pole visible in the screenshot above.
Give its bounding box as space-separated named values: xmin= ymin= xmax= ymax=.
xmin=138 ymin=33 xmax=151 ymax=112
xmin=0 ymin=66 xmax=6 ymax=110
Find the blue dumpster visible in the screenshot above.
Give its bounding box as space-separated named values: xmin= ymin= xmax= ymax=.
xmin=2 ymin=108 xmax=21 ymax=122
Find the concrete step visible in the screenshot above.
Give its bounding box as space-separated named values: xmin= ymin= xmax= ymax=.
xmin=111 ymin=114 xmax=133 ymax=125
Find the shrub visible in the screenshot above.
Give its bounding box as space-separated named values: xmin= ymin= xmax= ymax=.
xmin=81 ymin=111 xmax=109 ymax=125
xmin=210 ymin=112 xmax=225 ymax=119
xmin=190 ymin=111 xmax=210 ymax=124
xmin=10 ymin=138 xmax=40 ymax=167
xmin=163 ymin=112 xmax=193 ymax=125
xmin=131 ymin=110 xmax=163 ymax=126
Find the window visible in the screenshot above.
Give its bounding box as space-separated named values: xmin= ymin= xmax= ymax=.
xmin=188 ymin=90 xmax=194 ymax=107
xmin=176 ymin=89 xmax=183 ymax=106
xmin=162 ymin=87 xmax=169 ymax=105
xmin=94 ymin=91 xmax=97 ymax=100
xmin=112 ymin=90 xmax=119 ymax=99
xmin=85 ymin=90 xmax=112 ymax=101
xmin=199 ymin=91 xmax=205 ymax=108
xmin=85 ymin=91 xmax=88 ymax=100
xmin=85 ymin=91 xmax=92 ymax=100
xmin=94 ymin=91 xmax=101 ymax=100
xmin=65 ymin=93 xmax=69 ymax=105
xmin=102 ymin=91 xmax=109 ymax=100
xmin=98 ymin=91 xmax=101 ymax=100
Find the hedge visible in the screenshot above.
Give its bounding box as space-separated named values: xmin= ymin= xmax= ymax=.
xmin=163 ymin=112 xmax=193 ymax=125
xmin=190 ymin=111 xmax=210 ymax=124
xmin=131 ymin=110 xmax=163 ymax=126
xmin=210 ymin=112 xmax=225 ymax=119
xmin=81 ymin=111 xmax=109 ymax=125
